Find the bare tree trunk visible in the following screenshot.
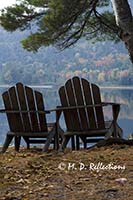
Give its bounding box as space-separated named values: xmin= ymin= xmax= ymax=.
xmin=111 ymin=0 xmax=133 ymax=63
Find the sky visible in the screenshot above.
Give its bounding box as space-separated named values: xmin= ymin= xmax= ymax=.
xmin=0 ymin=0 xmax=17 ymax=9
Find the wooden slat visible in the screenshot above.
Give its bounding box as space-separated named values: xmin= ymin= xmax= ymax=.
xmin=8 ymin=87 xmax=24 ymax=132
xmin=65 ymin=79 xmax=81 ymax=131
xmin=35 ymin=91 xmax=48 ymax=132
xmin=72 ymin=77 xmax=89 ymax=130
xmin=91 ymin=83 xmax=105 ymax=129
xmin=65 ymin=129 xmax=107 ymax=136
xmin=7 ymin=132 xmax=49 ymax=137
xmin=25 ymin=86 xmax=40 ymax=132
xmin=16 ymin=83 xmax=31 ymax=132
xmin=2 ymin=91 xmax=16 ymax=131
xmin=81 ymin=78 xmax=97 ymax=129
xmin=59 ymin=86 xmax=74 ymax=131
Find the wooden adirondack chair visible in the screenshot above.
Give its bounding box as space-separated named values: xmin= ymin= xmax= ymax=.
xmin=58 ymin=76 xmax=122 ymax=150
xmin=1 ymin=83 xmax=59 ymax=153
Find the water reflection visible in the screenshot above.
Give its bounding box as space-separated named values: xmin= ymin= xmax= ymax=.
xmin=101 ymin=89 xmax=133 ymax=138
xmin=0 ymin=87 xmax=132 ymax=144
xmin=101 ymin=89 xmax=133 ymax=120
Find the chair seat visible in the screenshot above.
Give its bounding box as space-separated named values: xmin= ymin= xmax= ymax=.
xmin=64 ymin=121 xmax=113 ymax=136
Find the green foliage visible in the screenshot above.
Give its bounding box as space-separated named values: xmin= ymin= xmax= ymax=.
xmin=0 ymin=3 xmax=35 ymax=31
xmin=0 ymin=0 xmax=121 ymax=51
xmin=22 ymin=33 xmax=52 ymax=52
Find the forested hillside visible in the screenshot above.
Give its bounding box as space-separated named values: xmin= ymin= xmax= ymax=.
xmin=0 ymin=27 xmax=132 ymax=86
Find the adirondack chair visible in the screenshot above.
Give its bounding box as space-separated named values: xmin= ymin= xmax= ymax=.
xmin=1 ymin=83 xmax=60 ymax=153
xmin=58 ymin=76 xmax=122 ymax=150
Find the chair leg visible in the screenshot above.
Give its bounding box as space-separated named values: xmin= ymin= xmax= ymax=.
xmin=83 ymin=137 xmax=87 ymax=149
xmin=54 ymin=124 xmax=64 ymax=150
xmin=54 ymin=134 xmax=59 ymax=150
xmin=54 ymin=128 xmax=59 ymax=150
xmin=27 ymin=143 xmax=30 ymax=149
xmin=15 ymin=136 xmax=21 ymax=151
xmin=43 ymin=131 xmax=55 ymax=152
xmin=58 ymin=125 xmax=64 ymax=140
xmin=80 ymin=136 xmax=87 ymax=149
xmin=76 ymin=136 xmax=80 ymax=150
xmin=116 ymin=123 xmax=123 ymax=138
xmin=59 ymin=136 xmax=70 ymax=151
xmin=84 ymin=140 xmax=87 ymax=149
xmin=1 ymin=134 xmax=14 ymax=153
xmin=23 ymin=137 xmax=30 ymax=149
xmin=71 ymin=136 xmax=75 ymax=150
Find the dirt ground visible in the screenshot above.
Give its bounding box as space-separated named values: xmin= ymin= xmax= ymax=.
xmin=0 ymin=145 xmax=132 ymax=200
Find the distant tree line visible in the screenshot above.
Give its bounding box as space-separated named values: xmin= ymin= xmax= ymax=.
xmin=0 ymin=27 xmax=132 ymax=86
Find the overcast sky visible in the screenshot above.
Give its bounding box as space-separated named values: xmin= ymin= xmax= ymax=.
xmin=0 ymin=0 xmax=17 ymax=9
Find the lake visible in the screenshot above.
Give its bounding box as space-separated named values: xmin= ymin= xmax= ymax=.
xmin=0 ymin=85 xmax=132 ymax=145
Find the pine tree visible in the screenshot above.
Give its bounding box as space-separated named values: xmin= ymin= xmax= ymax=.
xmin=0 ymin=0 xmax=133 ymax=62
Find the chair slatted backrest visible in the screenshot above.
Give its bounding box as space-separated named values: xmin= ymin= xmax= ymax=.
xmin=59 ymin=77 xmax=105 ymax=132
xmin=2 ymin=83 xmax=48 ymax=132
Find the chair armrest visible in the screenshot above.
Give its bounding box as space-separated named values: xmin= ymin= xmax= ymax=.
xmin=0 ymin=109 xmax=6 ymax=113
xmin=51 ymin=103 xmax=120 ymax=111
xmin=101 ymin=102 xmax=121 ymax=106
xmin=0 ymin=109 xmax=50 ymax=114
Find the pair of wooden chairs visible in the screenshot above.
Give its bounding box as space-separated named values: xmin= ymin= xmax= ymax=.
xmin=1 ymin=77 xmax=122 ymax=153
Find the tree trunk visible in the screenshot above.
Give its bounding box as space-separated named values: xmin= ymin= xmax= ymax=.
xmin=88 ymin=138 xmax=133 ymax=149
xmin=111 ymin=0 xmax=133 ymax=63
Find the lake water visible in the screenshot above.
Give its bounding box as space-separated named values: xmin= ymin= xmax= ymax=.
xmin=0 ymin=86 xmax=132 ymax=145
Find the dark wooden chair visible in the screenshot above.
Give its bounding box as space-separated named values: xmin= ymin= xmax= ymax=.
xmin=1 ymin=83 xmax=59 ymax=153
xmin=58 ymin=76 xmax=122 ymax=150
